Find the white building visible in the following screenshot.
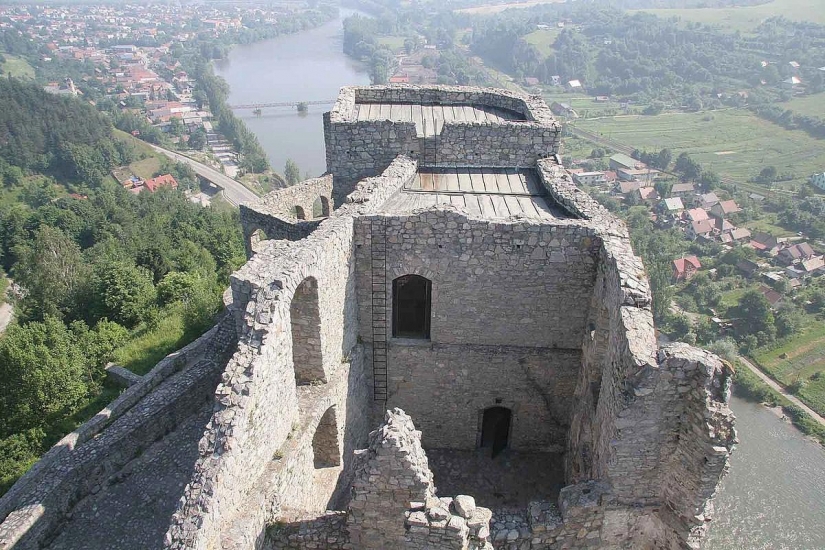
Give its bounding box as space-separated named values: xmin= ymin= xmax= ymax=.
xmin=811 ymin=172 xmax=825 ymax=191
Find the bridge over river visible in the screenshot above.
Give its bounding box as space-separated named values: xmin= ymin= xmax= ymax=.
xmin=228 ymin=99 xmax=335 ymax=110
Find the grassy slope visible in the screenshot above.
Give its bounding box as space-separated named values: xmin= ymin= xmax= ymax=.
xmin=575 ymin=109 xmax=825 ymax=189
xmin=0 ymin=55 xmax=35 ymax=79
xmin=781 ymin=92 xmax=825 ymax=119
xmin=635 ymin=0 xmax=825 ymax=32
xmin=524 ymin=28 xmax=561 ymax=57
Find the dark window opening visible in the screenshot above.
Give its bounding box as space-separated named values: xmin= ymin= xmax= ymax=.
xmin=480 ymin=406 xmax=512 ymax=458
xmin=295 ymin=205 xmax=306 ymax=220
xmin=392 ymin=275 xmax=431 ymax=339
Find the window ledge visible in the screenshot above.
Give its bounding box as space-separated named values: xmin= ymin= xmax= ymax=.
xmin=390 ymin=337 xmax=432 ymax=347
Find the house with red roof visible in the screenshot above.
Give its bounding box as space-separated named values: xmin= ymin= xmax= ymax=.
xmin=143 ymin=174 xmax=178 ymax=192
xmin=673 ymin=255 xmax=702 ymax=282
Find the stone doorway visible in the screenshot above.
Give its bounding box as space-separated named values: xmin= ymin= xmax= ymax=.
xmin=480 ymin=407 xmax=511 ymax=457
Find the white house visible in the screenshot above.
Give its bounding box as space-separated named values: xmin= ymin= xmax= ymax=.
xmin=811 ymin=172 xmax=825 ymax=191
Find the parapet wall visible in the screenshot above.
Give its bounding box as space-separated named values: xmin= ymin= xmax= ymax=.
xmin=0 ymin=315 xmax=238 ymax=550
xmin=324 ymin=86 xmax=561 ymax=199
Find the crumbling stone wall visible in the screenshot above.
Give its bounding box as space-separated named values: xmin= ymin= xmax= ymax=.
xmin=324 ymin=86 xmax=561 ymax=199
xmin=240 ymin=175 xmax=333 ymax=256
xmin=348 ymin=409 xmax=494 ymax=550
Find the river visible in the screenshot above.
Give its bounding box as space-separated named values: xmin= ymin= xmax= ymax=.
xmin=213 ymin=9 xmax=370 ymax=178
xmin=214 ymin=15 xmax=825 ymax=549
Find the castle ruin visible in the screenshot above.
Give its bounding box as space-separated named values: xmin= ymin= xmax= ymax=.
xmin=0 ymin=86 xmax=736 ymax=550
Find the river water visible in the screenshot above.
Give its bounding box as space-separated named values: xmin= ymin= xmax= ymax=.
xmin=213 ymin=9 xmax=370 ymax=178
xmin=214 ymin=15 xmax=825 ymax=549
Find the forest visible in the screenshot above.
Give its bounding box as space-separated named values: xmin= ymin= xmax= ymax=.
xmin=0 ymin=79 xmax=245 ymax=494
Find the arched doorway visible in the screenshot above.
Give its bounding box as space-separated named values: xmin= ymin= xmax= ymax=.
xmin=295 ymin=205 xmax=306 ymax=220
xmin=291 ymin=277 xmax=325 ymax=385
xmin=312 ymin=406 xmax=340 ymax=468
xmin=392 ymin=274 xmax=431 ymax=339
xmin=312 ymin=196 xmax=331 ymax=218
xmin=480 ymin=407 xmax=512 ymax=457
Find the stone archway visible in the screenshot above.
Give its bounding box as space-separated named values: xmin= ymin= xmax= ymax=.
xmin=312 ymin=406 xmax=340 ymax=468
xmin=290 ymin=276 xmax=325 ymax=385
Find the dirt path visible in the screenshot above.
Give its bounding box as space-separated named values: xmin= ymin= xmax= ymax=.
xmin=739 ymin=355 xmax=825 ymax=428
xmin=0 ymin=278 xmax=13 ymax=333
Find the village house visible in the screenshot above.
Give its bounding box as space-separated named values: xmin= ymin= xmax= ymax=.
xmin=778 ymin=242 xmax=815 ymax=265
xmin=687 ymin=219 xmax=715 ymax=240
xmin=710 ymin=200 xmax=741 ymax=219
xmin=750 ymin=232 xmax=781 ymax=256
xmin=608 ymin=153 xmax=639 ymax=172
xmin=571 ymin=171 xmax=607 ymax=186
xmin=670 ymin=182 xmax=695 ymax=197
xmin=737 ymin=259 xmax=761 ymax=278
xmin=801 ymin=256 xmax=825 ymax=276
xmin=673 ymin=255 xmax=702 ymax=281
xmin=635 ymin=187 xmax=659 ymax=202
xmin=696 ymin=192 xmax=720 ymax=209
xmin=685 ymin=208 xmax=709 ymax=223
xmin=758 ymin=285 xmax=783 ymax=307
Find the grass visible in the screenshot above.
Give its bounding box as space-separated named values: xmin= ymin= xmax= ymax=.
xmin=780 ymin=92 xmax=825 ymax=119
xmin=128 ymin=157 xmax=162 ymax=180
xmin=0 ymin=55 xmax=35 ymax=79
xmin=754 ymin=322 xmax=825 ymax=382
xmin=633 ymin=0 xmax=825 ymax=32
xmin=575 ymin=109 xmax=825 ymax=190
xmin=742 ymin=215 xmax=797 ymax=238
xmin=524 ymin=28 xmax=561 ymax=57
xmin=719 ymin=286 xmax=751 ymax=311
xmin=112 ymin=307 xmax=191 ymax=376
xmin=376 ymin=36 xmax=406 ymax=52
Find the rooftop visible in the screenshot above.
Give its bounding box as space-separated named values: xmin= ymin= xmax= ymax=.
xmin=379 ymin=167 xmax=572 ymax=222
xmin=354 ymin=102 xmax=525 ymax=137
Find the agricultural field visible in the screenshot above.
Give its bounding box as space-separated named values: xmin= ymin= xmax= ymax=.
xmin=454 ymin=0 xmax=565 ymax=15
xmin=523 ymin=28 xmax=561 ymax=57
xmin=781 ymin=92 xmax=825 ymax=119
xmin=0 ymin=55 xmax=35 ymax=79
xmin=754 ymin=321 xmax=825 ymax=417
xmin=575 ymin=109 xmax=825 ymax=190
xmin=634 ymin=0 xmax=825 ymax=32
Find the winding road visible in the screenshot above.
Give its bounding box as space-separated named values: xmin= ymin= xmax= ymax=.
xmin=146 ymin=144 xmax=259 ymax=206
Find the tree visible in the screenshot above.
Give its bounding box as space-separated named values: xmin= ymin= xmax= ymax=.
xmin=759 ymin=166 xmax=778 ymax=183
xmin=700 ymin=171 xmax=720 ymax=190
xmin=657 ymin=148 xmax=672 ymax=170
xmin=0 ymin=317 xmax=88 ymax=436
xmin=735 ymin=289 xmax=775 ymax=340
xmin=12 ymin=226 xmax=87 ymax=321
xmin=90 ymin=260 xmax=156 ymax=328
xmin=284 ymin=158 xmax=301 ymax=186
xmin=188 ymin=128 xmax=207 ymax=151
xmin=774 ymin=303 xmax=803 ymax=338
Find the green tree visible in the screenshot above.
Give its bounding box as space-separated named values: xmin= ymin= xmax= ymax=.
xmin=656 ymin=148 xmax=672 ymax=170
xmin=774 ymin=303 xmax=803 ymax=338
xmin=735 ymin=289 xmax=775 ymax=340
xmin=12 ymin=226 xmax=87 ymax=321
xmin=0 ymin=317 xmax=88 ymax=436
xmin=188 ymin=128 xmax=207 ymax=150
xmin=284 ymin=158 xmax=301 ymax=186
xmin=90 ymin=261 xmax=156 ymax=328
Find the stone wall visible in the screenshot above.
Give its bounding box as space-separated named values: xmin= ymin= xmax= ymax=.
xmin=165 ymin=159 xmax=417 ymax=550
xmin=354 ymin=209 xmax=600 ymax=450
xmin=0 ymin=315 xmax=238 ymax=550
xmin=240 ymin=175 xmax=333 ymax=257
xmin=324 ymin=86 xmax=561 ymax=199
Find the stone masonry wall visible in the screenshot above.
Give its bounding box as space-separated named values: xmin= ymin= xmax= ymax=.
xmin=240 ymin=175 xmax=333 ymax=257
xmin=324 ymin=86 xmax=561 ymax=199
xmin=165 ymin=158 xmax=417 ymax=550
xmin=353 ymin=208 xmax=600 ymax=450
xmin=0 ymin=315 xmax=238 ymax=550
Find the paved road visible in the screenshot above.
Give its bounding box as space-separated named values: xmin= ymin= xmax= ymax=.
xmin=147 ymin=144 xmax=259 ymax=206
xmin=738 ymin=355 xmax=825 ymax=428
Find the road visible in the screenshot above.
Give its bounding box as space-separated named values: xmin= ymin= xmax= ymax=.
xmin=147 ymin=144 xmax=259 ymax=206
xmin=738 ymin=355 xmax=825 ymax=428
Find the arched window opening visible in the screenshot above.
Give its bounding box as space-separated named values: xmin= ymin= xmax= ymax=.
xmin=295 ymin=205 xmax=306 ymax=220
xmin=313 ymin=406 xmax=340 ymax=468
xmin=392 ymin=275 xmax=431 ymax=339
xmin=312 ymin=196 xmax=331 ymax=218
xmin=291 ymin=277 xmax=325 ymax=385
xmin=480 ymin=406 xmax=512 ymax=458
xmin=250 ymin=228 xmax=268 ymax=252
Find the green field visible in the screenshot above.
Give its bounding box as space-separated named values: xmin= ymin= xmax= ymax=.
xmin=0 ymin=55 xmax=35 ymax=79
xmin=377 ymin=35 xmax=406 ymax=52
xmin=754 ymin=322 xmax=825 ymax=416
xmin=634 ymin=0 xmax=825 ymax=32
xmin=781 ymin=92 xmax=825 ymax=119
xmin=524 ymin=28 xmax=561 ymax=57
xmin=575 ymin=109 xmax=825 ymax=189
